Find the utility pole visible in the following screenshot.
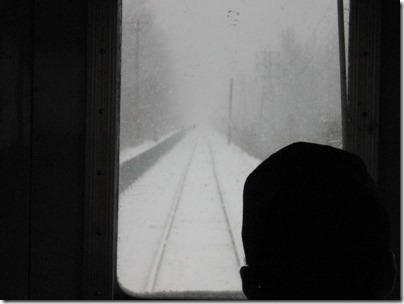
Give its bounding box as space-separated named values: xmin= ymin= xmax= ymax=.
xmin=129 ymin=18 xmax=147 ymax=141
xmin=134 ymin=19 xmax=141 ymax=139
xmin=227 ymin=78 xmax=234 ymax=145
xmin=337 ymin=0 xmax=349 ymax=150
xmin=267 ymin=50 xmax=274 ymax=122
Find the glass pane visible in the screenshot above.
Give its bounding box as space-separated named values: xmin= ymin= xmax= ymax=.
xmin=118 ymin=0 xmax=344 ymax=298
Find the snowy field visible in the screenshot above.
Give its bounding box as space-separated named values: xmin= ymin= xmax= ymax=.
xmin=117 ymin=127 xmax=261 ymax=297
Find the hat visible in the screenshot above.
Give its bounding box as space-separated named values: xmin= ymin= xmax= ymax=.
xmin=242 ymin=142 xmax=390 ymax=267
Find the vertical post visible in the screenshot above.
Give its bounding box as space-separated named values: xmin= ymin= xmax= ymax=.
xmin=337 ymin=0 xmax=349 ymax=150
xmin=227 ymin=78 xmax=234 ymax=145
xmin=258 ymin=52 xmax=264 ymax=126
xmin=134 ymin=20 xmax=140 ymax=139
xmin=84 ymin=0 xmax=121 ymax=299
xmin=347 ymin=0 xmax=381 ymax=180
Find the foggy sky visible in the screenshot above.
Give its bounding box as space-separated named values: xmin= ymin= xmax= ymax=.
xmin=145 ymin=0 xmax=337 ymax=125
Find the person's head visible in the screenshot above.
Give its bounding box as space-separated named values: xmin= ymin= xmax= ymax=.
xmin=240 ymin=142 xmax=396 ymax=300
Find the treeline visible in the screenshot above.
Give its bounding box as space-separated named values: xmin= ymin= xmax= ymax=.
xmin=223 ymin=26 xmax=342 ymax=160
xmin=120 ymin=0 xmax=181 ymax=150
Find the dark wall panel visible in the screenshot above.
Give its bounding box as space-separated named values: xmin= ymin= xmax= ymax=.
xmin=29 ymin=0 xmax=87 ymax=299
xmin=0 ymin=0 xmax=398 ymax=300
xmin=0 ymin=0 xmax=33 ymax=299
xmin=378 ymin=0 xmax=400 ymax=300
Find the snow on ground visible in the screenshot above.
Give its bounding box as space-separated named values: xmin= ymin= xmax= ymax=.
xmin=154 ymin=134 xmax=240 ymax=292
xmin=117 ymin=126 xmax=261 ymax=296
xmin=208 ymin=130 xmax=262 ymax=265
xmin=118 ymin=132 xmax=197 ymax=294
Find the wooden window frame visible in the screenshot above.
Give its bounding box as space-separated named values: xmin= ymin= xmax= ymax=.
xmin=83 ymin=0 xmax=382 ymax=299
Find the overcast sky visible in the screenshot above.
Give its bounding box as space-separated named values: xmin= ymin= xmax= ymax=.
xmin=136 ymin=0 xmax=338 ymax=124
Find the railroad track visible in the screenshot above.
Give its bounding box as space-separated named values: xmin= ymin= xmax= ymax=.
xmin=144 ymin=134 xmax=242 ymax=293
xmin=206 ymin=136 xmax=243 ymax=266
xmin=145 ymin=135 xmax=199 ymax=293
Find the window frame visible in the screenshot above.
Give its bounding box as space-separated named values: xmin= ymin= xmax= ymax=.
xmin=83 ymin=0 xmax=382 ymax=299
xmin=83 ymin=0 xmax=121 ymax=299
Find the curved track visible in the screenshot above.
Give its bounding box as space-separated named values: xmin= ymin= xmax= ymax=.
xmin=145 ymin=137 xmax=199 ymax=292
xmin=145 ymin=134 xmax=242 ymax=293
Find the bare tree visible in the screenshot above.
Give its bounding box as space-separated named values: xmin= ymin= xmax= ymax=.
xmin=120 ymin=0 xmax=179 ymax=150
xmin=229 ymin=24 xmax=342 ymax=159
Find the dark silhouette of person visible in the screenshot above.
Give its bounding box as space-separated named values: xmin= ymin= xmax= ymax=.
xmin=240 ymin=142 xmax=396 ymax=300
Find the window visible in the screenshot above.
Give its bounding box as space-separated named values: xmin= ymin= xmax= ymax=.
xmin=117 ymin=0 xmax=348 ymax=299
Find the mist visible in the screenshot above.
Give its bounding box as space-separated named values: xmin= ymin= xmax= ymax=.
xmin=118 ymin=0 xmax=345 ymax=295
xmin=120 ymin=0 xmax=342 ymax=157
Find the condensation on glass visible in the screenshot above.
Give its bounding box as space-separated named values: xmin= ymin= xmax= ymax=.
xmin=118 ymin=0 xmax=347 ymax=299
